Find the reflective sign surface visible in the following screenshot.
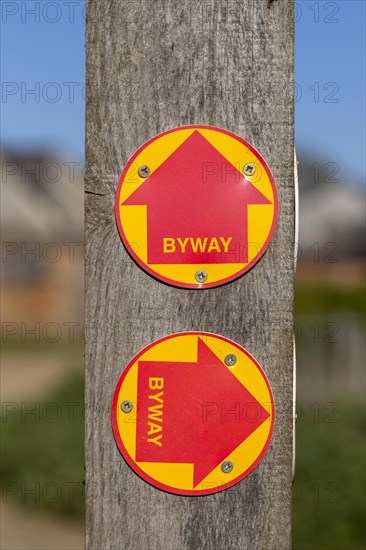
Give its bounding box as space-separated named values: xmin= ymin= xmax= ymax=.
xmin=115 ymin=125 xmax=278 ymax=288
xmin=112 ymin=332 xmax=275 ymax=496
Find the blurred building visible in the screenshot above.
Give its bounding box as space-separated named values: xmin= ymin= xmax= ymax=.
xmin=1 ymin=151 xmax=83 ymax=327
xmin=300 ymin=182 xmax=365 ymax=258
xmin=297 ymin=157 xmax=365 ymax=287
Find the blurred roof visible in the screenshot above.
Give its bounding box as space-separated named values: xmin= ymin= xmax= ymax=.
xmin=1 ymin=152 xmax=83 ymax=240
xmin=299 ymin=182 xmax=365 ymax=258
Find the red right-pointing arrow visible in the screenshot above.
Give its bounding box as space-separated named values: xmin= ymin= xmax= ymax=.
xmin=135 ymin=337 xmax=270 ymax=487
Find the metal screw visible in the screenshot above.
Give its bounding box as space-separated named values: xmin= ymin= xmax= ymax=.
xmin=121 ymin=400 xmax=133 ymax=413
xmin=243 ymin=163 xmax=256 ymax=176
xmin=195 ymin=270 xmax=208 ymax=283
xmin=138 ymin=165 xmax=150 ymax=178
xmin=221 ymin=460 xmax=234 ymax=474
xmin=224 ymin=354 xmax=237 ymax=367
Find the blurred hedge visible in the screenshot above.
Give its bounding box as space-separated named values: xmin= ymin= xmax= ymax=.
xmin=1 ymin=374 xmax=84 ymax=518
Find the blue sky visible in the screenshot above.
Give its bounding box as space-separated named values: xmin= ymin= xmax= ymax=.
xmin=295 ymin=0 xmax=365 ymax=184
xmin=1 ymin=0 xmax=365 ymax=184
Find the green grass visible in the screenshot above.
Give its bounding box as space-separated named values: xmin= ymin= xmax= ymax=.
xmin=293 ymin=403 xmax=366 ymax=550
xmin=2 ymin=338 xmax=84 ymax=355
xmin=1 ymin=374 xmax=84 ymax=518
xmin=293 ymin=283 xmax=365 ymax=549
xmin=295 ymin=284 xmax=365 ymax=317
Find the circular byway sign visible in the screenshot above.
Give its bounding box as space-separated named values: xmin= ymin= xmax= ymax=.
xmin=115 ymin=125 xmax=278 ymax=288
xmin=112 ymin=332 xmax=275 ymax=496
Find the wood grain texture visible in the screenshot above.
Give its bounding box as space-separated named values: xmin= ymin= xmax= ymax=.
xmin=85 ymin=1 xmax=294 ymax=549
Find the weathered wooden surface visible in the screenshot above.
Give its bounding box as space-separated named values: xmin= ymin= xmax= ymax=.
xmin=85 ymin=1 xmax=294 ymax=549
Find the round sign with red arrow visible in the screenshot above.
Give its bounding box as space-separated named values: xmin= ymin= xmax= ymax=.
xmin=112 ymin=332 xmax=275 ymax=496
xmin=115 ymin=125 xmax=278 ymax=289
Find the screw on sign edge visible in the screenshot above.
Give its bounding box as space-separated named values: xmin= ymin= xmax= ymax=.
xmin=111 ymin=331 xmax=275 ymax=496
xmin=115 ymin=125 xmax=279 ymax=289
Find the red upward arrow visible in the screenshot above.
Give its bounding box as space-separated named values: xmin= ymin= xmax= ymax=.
xmin=135 ymin=338 xmax=270 ymax=487
xmin=123 ymin=131 xmax=271 ymax=264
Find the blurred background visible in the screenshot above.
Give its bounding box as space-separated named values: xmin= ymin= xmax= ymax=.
xmin=0 ymin=1 xmax=365 ymax=549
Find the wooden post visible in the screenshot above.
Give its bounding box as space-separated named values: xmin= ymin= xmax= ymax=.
xmin=85 ymin=1 xmax=294 ymax=549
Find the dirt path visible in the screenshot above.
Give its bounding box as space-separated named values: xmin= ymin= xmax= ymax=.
xmin=1 ymin=352 xmax=82 ymax=402
xmin=0 ymin=498 xmax=83 ymax=550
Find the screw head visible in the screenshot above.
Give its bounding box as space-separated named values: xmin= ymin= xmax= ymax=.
xmin=195 ymin=270 xmax=208 ymax=283
xmin=121 ymin=400 xmax=133 ymax=413
xmin=243 ymin=163 xmax=256 ymax=176
xmin=138 ymin=165 xmax=150 ymax=178
xmin=221 ymin=460 xmax=234 ymax=474
xmin=224 ymin=354 xmax=237 ymax=367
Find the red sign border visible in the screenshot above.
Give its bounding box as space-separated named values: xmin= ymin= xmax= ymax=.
xmin=115 ymin=125 xmax=279 ymax=289
xmin=111 ymin=331 xmax=275 ymax=496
